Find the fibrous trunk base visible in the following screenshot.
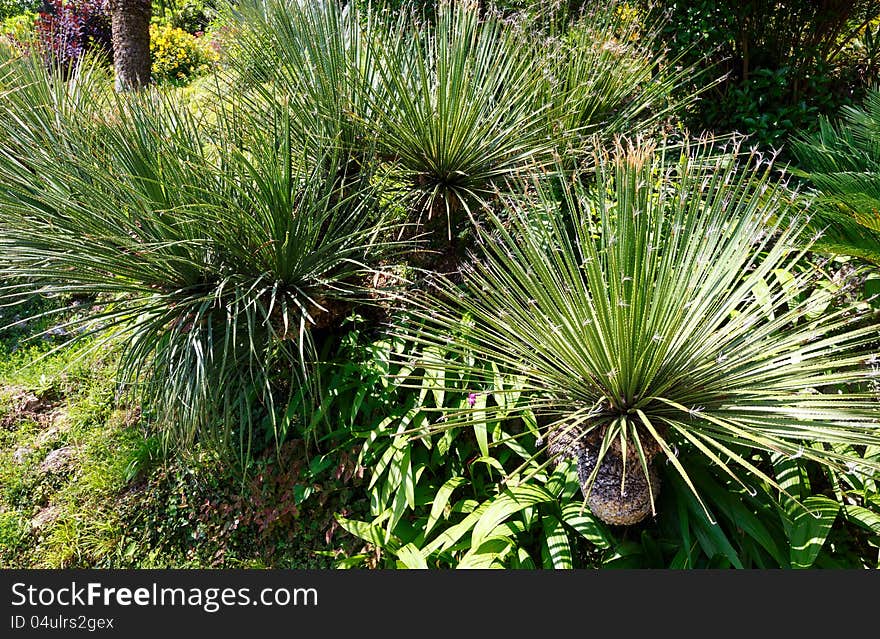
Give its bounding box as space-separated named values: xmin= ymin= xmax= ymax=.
xmin=574 ymin=445 xmax=660 ymax=526
xmin=548 ymin=426 xmax=661 ymax=526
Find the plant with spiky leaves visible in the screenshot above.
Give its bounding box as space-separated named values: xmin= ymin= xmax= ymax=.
xmin=225 ymin=0 xmax=382 ymax=172
xmin=388 ymin=139 xmax=880 ymax=526
xmin=366 ymin=1 xmax=552 ymax=230
xmin=791 ymin=87 xmax=880 ymax=266
xmin=542 ymin=3 xmax=715 ymax=159
xmin=0 ymin=50 xmax=396 ymax=460
xmin=224 ymin=0 xmax=708 ymax=250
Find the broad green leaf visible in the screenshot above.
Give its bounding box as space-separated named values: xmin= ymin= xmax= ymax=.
xmin=471 ymin=390 xmax=489 ymax=458
xmin=426 ymin=501 xmax=492 ymax=554
xmin=542 ymin=516 xmax=573 ymax=569
xmin=602 ymin=541 xmax=646 ymax=569
xmin=842 ymin=504 xmax=880 ymax=535
xmin=672 ymin=471 xmax=743 ymax=569
xmin=804 ymin=283 xmax=835 ymax=319
xmin=773 ymin=268 xmax=799 ymax=305
xmin=513 ymin=547 xmax=536 ymax=569
xmin=336 ymin=515 xmax=401 ymax=553
xmin=688 ymin=464 xmax=787 ymax=566
xmin=402 ymin=445 xmax=416 ymax=509
xmin=470 ymin=455 xmax=507 ymax=475
xmin=789 ymin=495 xmax=839 ymax=569
xmin=387 ymin=480 xmax=409 ymax=537
xmin=424 ymin=476 xmax=467 ymax=538
xmin=560 ymin=503 xmax=612 ymax=549
xmin=545 ymin=459 xmax=578 ymax=498
xmin=422 ymin=345 xmax=446 ymax=408
xmin=457 ymin=538 xmax=512 ymax=569
xmin=669 ymin=547 xmax=692 ymax=569
xmin=471 ymin=484 xmax=556 ymax=549
xmin=751 ymin=277 xmax=774 ymax=319
xmin=772 ymin=453 xmax=807 ymax=503
xmin=396 ymin=543 xmax=429 ymax=569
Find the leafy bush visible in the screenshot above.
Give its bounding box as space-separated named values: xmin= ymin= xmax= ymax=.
xmin=0 ymin=0 xmax=38 ymax=20
xmin=149 ymin=22 xmax=216 ymax=83
xmin=331 ymin=311 xmax=880 ymax=568
xmin=637 ymin=0 xmax=880 ymax=150
xmin=0 ymin=11 xmax=35 ymax=46
xmin=33 ymin=0 xmax=111 ymax=67
xmin=334 ymin=334 xmax=613 ymax=569
xmin=170 ymin=0 xmax=216 ymax=34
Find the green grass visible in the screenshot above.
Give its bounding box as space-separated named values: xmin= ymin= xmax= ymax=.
xmin=0 ymin=294 xmax=370 ymax=568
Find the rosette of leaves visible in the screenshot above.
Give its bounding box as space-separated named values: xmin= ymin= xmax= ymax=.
xmin=388 ymin=139 xmax=880 ymax=526
xmin=0 ymin=51 xmax=397 ymax=459
xmin=366 ymin=1 xmax=554 ymax=230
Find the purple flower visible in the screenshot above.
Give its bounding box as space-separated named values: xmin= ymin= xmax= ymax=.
xmin=467 ymin=393 xmax=477 ymax=407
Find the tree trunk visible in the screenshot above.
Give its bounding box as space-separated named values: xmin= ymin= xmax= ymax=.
xmin=109 ymin=0 xmax=152 ymax=92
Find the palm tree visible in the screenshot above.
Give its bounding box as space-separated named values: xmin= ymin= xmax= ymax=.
xmin=390 ymin=139 xmax=880 ymax=525
xmin=108 ymin=0 xmax=151 ymax=91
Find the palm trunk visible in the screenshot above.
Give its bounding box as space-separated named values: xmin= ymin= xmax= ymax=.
xmin=109 ymin=0 xmax=152 ymax=92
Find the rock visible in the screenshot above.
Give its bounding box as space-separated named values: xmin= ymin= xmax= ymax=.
xmin=39 ymin=446 xmax=76 ymax=474
xmin=0 ymin=386 xmax=60 ymax=428
xmin=31 ymin=505 xmax=61 ymax=529
xmin=34 ymin=426 xmax=61 ymax=448
xmin=12 ymin=445 xmax=32 ymax=464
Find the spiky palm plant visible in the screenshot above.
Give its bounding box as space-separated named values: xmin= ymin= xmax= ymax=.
xmin=367 ymin=0 xmax=709 ymax=234
xmin=543 ymin=4 xmax=713 ymax=156
xmin=0 ymin=50 xmax=394 ymax=458
xmin=226 ymin=0 xmax=381 ymax=171
xmin=390 ymin=140 xmax=880 ymax=525
xmin=791 ymin=87 xmax=880 ymax=265
xmin=367 ymin=1 xmax=553 ymax=229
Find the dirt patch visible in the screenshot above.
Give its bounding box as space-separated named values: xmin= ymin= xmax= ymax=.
xmin=0 ymin=386 xmax=62 ymax=429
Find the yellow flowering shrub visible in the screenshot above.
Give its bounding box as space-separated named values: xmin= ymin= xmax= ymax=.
xmin=150 ymin=23 xmax=218 ymax=83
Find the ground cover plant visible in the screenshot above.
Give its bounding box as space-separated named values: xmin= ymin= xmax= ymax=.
xmin=0 ymin=0 xmax=878 ymax=569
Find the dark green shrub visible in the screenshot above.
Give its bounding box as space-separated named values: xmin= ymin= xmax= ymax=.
xmin=170 ymin=0 xmax=214 ymax=34
xmin=637 ymin=0 xmax=880 ymax=150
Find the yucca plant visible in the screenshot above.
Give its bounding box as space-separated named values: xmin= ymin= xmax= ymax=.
xmin=790 ymin=87 xmax=880 ymax=265
xmin=367 ymin=0 xmax=553 ymax=230
xmin=388 ymin=139 xmax=880 ymax=526
xmin=226 ymin=0 xmax=382 ymax=171
xmin=367 ymin=0 xmax=711 ymax=235
xmin=542 ymin=3 xmax=715 ymax=158
xmin=0 ymin=50 xmax=396 ymax=459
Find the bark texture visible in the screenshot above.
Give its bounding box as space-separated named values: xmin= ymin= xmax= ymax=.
xmin=109 ymin=0 xmax=151 ymax=91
